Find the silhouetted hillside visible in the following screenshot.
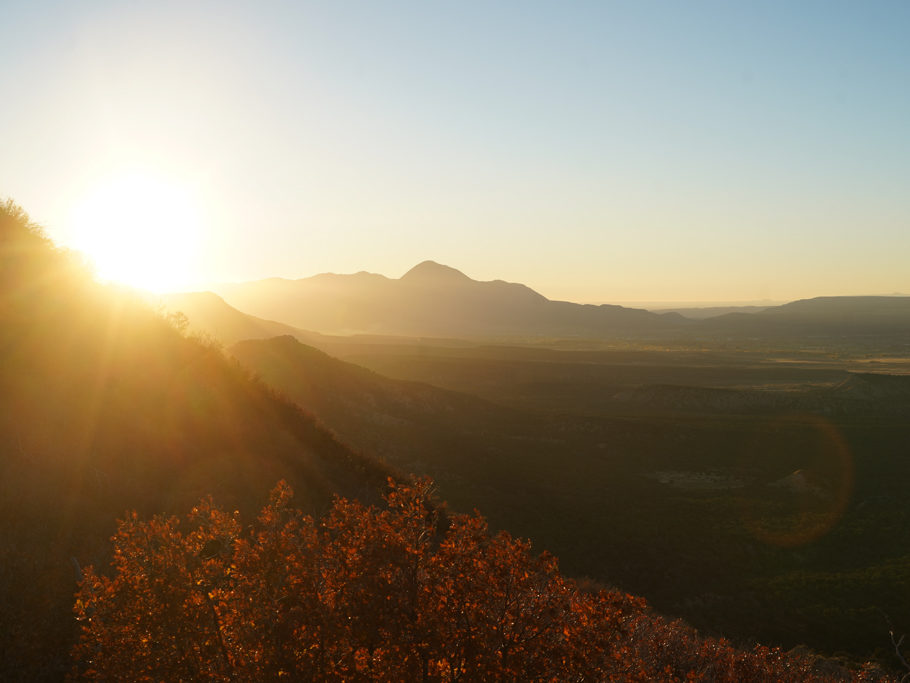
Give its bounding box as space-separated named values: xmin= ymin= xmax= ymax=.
xmin=0 ymin=201 xmax=393 ymax=680
xmin=230 ymin=335 xmax=499 ymax=435
xmin=214 ymin=260 xmax=690 ymax=338
xmin=160 ymin=290 xmax=323 ymax=346
xmin=228 ymin=336 xmax=556 ymax=515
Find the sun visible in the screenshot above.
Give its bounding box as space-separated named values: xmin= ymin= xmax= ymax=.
xmin=67 ymin=171 xmax=206 ymax=292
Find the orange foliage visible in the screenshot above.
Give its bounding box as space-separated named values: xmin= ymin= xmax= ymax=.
xmin=72 ymin=479 xmax=887 ymax=681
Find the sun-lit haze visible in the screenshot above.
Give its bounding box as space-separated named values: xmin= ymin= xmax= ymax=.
xmin=66 ymin=169 xmax=207 ymax=291
xmin=2 ymin=1 xmax=909 ymax=302
xmin=6 ymin=6 xmax=910 ymax=675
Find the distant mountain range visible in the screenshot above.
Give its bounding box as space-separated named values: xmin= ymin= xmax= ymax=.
xmin=213 ymin=261 xmax=689 ymax=338
xmin=701 ymin=296 xmax=910 ymax=337
xmin=208 ymin=262 xmax=910 ymax=342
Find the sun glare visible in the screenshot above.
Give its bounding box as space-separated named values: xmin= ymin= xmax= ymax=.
xmin=67 ymin=172 xmax=206 ymax=292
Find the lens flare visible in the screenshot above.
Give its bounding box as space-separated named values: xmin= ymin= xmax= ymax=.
xmin=738 ymin=414 xmax=853 ymax=548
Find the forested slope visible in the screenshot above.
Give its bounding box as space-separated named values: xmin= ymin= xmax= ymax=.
xmin=0 ymin=201 xmax=392 ymax=679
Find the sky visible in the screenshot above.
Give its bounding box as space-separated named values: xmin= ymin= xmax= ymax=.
xmin=2 ymin=1 xmax=909 ymax=303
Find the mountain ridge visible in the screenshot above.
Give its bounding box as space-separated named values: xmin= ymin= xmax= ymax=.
xmin=213 ymin=261 xmax=688 ymax=338
xmin=204 ymin=262 xmax=910 ymax=344
xmin=401 ymin=259 xmax=473 ymax=283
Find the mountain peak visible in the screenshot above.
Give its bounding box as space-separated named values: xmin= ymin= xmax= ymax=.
xmin=401 ymin=261 xmax=472 ymax=283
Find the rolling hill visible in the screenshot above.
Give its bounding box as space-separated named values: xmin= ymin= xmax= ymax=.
xmin=228 ymin=335 xmax=569 ymax=520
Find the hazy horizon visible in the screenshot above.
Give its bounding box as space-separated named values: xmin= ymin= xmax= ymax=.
xmin=3 ymin=1 xmax=908 ymax=303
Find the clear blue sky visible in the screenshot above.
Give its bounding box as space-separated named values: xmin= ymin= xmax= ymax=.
xmin=2 ymin=1 xmax=908 ymax=302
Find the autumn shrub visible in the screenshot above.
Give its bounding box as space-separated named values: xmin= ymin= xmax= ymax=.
xmin=71 ymin=479 xmax=888 ymax=681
